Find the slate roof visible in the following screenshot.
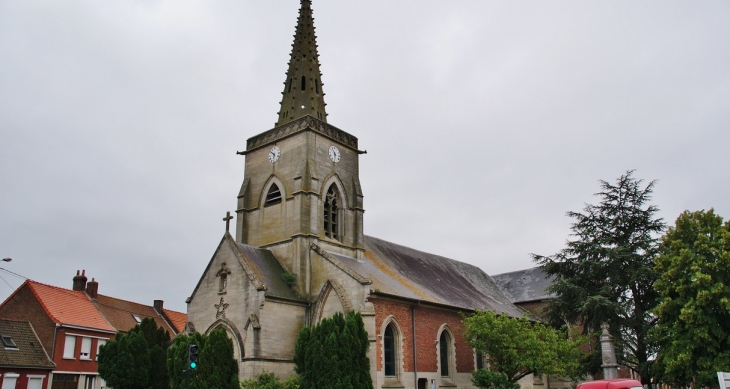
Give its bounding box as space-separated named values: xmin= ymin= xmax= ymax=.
xmin=0 ymin=320 xmax=55 ymax=369
xmin=326 ymin=236 xmax=527 ymax=317
xmin=491 ymin=267 xmax=555 ymax=304
xmin=24 ymin=281 xmax=116 ymax=332
xmin=235 ymin=242 xmax=304 ymax=301
xmin=93 ymin=294 xmax=184 ymax=335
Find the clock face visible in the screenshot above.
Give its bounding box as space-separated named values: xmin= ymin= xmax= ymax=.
xmin=328 ymin=146 xmax=340 ymax=163
xmin=268 ymin=146 xmax=281 ymax=163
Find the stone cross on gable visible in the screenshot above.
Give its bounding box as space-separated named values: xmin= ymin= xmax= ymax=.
xmin=223 ymin=211 xmax=234 ymax=233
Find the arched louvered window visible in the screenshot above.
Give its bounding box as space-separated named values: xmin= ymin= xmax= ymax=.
xmin=265 ymin=184 xmax=282 ymax=206
xmin=384 ymin=324 xmax=396 ymax=377
xmin=440 ymin=331 xmax=451 ymax=377
xmin=323 ymin=184 xmax=339 ymax=240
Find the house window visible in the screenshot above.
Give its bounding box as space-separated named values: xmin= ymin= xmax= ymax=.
xmin=1 ymin=373 xmax=18 ymax=389
xmin=1 ymin=335 xmax=17 ymax=349
xmin=323 ymin=185 xmax=339 ymax=240
xmin=132 ymin=314 xmax=142 ymax=323
xmin=80 ymin=337 xmax=92 ymax=360
xmin=63 ymin=335 xmax=76 ymax=359
xmin=96 ymin=339 xmax=107 ymax=361
xmin=84 ymin=376 xmax=96 ymax=389
xmin=384 ymin=324 xmax=396 ymax=377
xmin=265 ymin=184 xmax=282 ymax=205
xmin=439 ymin=331 xmax=451 ymax=377
xmin=476 ymin=351 xmax=485 ymax=370
xmin=27 ymin=376 xmax=43 ymax=389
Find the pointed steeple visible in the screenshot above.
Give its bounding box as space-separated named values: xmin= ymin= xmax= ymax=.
xmin=276 ymin=0 xmax=327 ymax=127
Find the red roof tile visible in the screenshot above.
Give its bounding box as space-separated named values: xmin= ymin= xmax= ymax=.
xmin=162 ymin=309 xmax=187 ymax=333
xmin=26 ymin=281 xmax=115 ymax=332
xmin=93 ymin=295 xmax=184 ymax=335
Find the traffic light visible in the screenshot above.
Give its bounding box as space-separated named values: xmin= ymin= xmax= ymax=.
xmin=188 ymin=344 xmax=199 ymax=369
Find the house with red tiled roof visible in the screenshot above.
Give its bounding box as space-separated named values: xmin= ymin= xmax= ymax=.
xmin=0 ymin=319 xmax=56 ymax=389
xmin=0 ymin=271 xmax=187 ymax=389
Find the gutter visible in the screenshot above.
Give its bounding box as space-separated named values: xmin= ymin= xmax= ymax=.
xmin=50 ymin=324 xmax=59 ymax=362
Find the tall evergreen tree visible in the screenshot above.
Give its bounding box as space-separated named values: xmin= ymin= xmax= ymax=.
xmin=533 ymin=171 xmax=665 ymax=386
xmin=199 ymin=328 xmax=239 ymax=389
xmin=294 ymin=311 xmax=373 ymax=389
xmin=167 ymin=332 xmax=206 ymax=389
xmin=652 ymin=209 xmax=730 ymax=388
xmin=98 ymin=331 xmax=151 ymax=389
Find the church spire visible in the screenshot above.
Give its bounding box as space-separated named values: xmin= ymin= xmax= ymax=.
xmin=276 ymin=0 xmax=328 ymax=127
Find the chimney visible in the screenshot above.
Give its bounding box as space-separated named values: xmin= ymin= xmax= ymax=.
xmin=72 ymin=270 xmax=87 ymax=291
xmin=153 ymin=300 xmax=164 ymax=313
xmin=86 ymin=278 xmax=98 ymax=299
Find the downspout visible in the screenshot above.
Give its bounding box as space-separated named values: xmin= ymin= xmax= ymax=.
xmin=412 ymin=301 xmax=420 ymax=388
xmin=51 ymin=324 xmax=59 ymax=363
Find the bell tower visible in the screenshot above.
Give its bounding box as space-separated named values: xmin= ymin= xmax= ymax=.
xmin=234 ymin=0 xmax=365 ymax=297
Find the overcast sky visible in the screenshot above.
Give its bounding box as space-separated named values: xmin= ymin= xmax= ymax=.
xmin=1 ymin=1 xmax=728 ymax=312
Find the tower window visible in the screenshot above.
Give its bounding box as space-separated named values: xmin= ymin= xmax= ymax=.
xmin=301 ymin=76 xmax=306 ymax=91
xmin=288 ymin=78 xmax=293 ymax=93
xmin=265 ymin=184 xmax=282 ymax=206
xmin=324 ymin=185 xmax=339 ymax=240
xmin=315 ymin=79 xmax=319 ymax=94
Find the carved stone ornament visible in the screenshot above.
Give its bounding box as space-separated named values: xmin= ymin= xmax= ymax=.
xmin=216 ymin=263 xmax=232 ymax=293
xmin=215 ymin=297 xmax=230 ymax=319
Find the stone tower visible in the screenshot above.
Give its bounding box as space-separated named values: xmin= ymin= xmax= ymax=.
xmin=234 ymin=0 xmax=365 ymax=299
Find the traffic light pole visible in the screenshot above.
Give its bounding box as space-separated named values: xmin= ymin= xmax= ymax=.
xmin=183 ymin=369 xmax=189 ymax=389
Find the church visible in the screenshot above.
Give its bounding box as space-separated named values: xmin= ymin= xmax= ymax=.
xmin=185 ymin=2 xmax=530 ymax=388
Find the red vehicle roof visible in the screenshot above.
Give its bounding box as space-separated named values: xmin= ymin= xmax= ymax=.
xmin=577 ymin=379 xmax=643 ymax=389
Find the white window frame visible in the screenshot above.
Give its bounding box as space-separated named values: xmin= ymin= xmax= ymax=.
xmin=27 ymin=376 xmax=44 ymax=389
xmin=80 ymin=337 xmax=92 ymax=360
xmin=63 ymin=334 xmax=77 ymax=359
xmin=1 ymin=373 xmax=19 ymax=389
xmin=96 ymin=339 xmax=107 ymax=361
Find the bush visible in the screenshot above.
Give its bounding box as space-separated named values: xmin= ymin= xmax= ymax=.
xmin=240 ymin=372 xmax=300 ymax=389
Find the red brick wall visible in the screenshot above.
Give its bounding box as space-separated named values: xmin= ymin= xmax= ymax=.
xmin=0 ymin=368 xmax=51 ymax=389
xmin=373 ymin=297 xmax=474 ymax=375
xmin=53 ymin=327 xmax=113 ymax=373
xmin=0 ymin=284 xmax=57 ymax=354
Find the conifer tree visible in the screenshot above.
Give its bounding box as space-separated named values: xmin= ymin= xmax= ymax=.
xmin=294 ymin=311 xmax=373 ymax=389
xmin=533 ymin=171 xmax=665 ymax=386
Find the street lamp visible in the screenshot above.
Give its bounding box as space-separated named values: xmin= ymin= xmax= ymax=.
xmin=1 ymin=258 xmax=10 ymax=262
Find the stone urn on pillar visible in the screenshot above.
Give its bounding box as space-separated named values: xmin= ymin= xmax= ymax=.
xmin=600 ymin=323 xmax=619 ymax=379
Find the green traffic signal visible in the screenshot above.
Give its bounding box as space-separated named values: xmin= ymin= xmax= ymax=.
xmin=188 ymin=344 xmax=199 ymax=369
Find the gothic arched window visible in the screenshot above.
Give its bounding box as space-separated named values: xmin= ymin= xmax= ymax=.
xmin=265 ymin=184 xmax=282 ymax=206
xmin=384 ymin=324 xmax=396 ymax=377
xmin=324 ymin=184 xmax=339 ymax=240
xmin=440 ymin=330 xmax=452 ymax=377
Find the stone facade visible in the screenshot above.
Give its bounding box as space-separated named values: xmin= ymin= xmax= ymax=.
xmin=185 ymin=1 xmax=531 ymax=387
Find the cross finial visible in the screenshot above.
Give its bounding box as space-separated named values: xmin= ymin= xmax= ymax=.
xmin=223 ymin=211 xmax=234 ymax=233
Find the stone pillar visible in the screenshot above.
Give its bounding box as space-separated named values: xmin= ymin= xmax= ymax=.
xmin=600 ymin=324 xmax=619 ymax=379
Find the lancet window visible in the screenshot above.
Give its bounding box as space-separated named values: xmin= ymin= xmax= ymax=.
xmin=265 ymin=184 xmax=282 ymax=206
xmin=324 ymin=184 xmax=339 ymax=240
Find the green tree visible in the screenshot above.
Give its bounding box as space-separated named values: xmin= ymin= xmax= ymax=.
xmin=532 ymin=171 xmax=665 ymax=385
xmin=652 ymin=209 xmax=730 ymax=388
xmin=129 ymin=318 xmax=171 ymax=389
xmin=199 ymin=328 xmax=239 ymax=389
xmin=98 ymin=331 xmax=151 ymax=389
xmin=167 ymin=330 xmax=238 ymax=389
xmin=463 ymin=309 xmax=585 ymax=389
xmin=294 ymin=311 xmax=372 ymax=389
xmin=167 ymin=332 xmax=206 ymax=389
